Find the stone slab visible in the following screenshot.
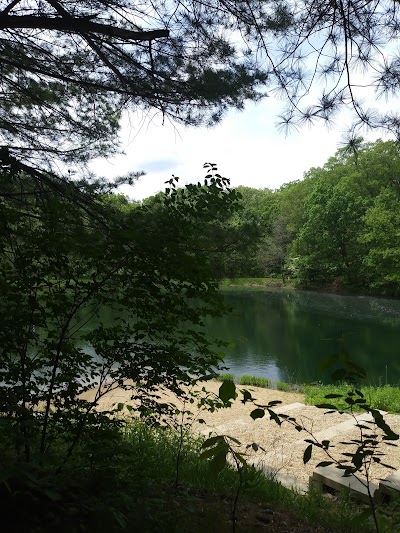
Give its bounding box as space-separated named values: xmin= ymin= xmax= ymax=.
xmin=312 ymin=465 xmax=378 ymax=504
xmin=274 ymin=402 xmax=306 ymax=414
xmin=379 ymin=470 xmax=400 ymax=497
xmin=303 ymin=412 xmax=383 ymax=444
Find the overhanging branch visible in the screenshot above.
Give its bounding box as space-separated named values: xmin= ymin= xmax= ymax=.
xmin=0 ymin=14 xmax=169 ymax=41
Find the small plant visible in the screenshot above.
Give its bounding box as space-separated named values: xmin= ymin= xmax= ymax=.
xmin=239 ymin=375 xmax=271 ymax=388
xmin=241 ymin=354 xmax=400 ymax=533
xmin=200 ymin=380 xmax=265 ymax=533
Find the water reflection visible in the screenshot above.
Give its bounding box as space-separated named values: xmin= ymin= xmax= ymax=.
xmin=206 ymin=288 xmax=400 ymax=384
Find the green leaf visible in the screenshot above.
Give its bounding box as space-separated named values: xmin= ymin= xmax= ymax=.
xmin=209 ymin=449 xmax=228 ymax=473
xmin=303 ymin=444 xmax=313 ymax=464
xmin=235 ymin=452 xmax=246 ymax=465
xmin=202 ymin=436 xmax=223 ymax=449
xmin=200 ymin=446 xmax=221 ymax=460
xmin=324 ymin=393 xmax=343 ymax=399
xmin=227 ymin=435 xmax=241 ymax=445
xmin=219 ymin=380 xmax=236 ymax=403
xmin=250 ymin=408 xmax=265 ymax=420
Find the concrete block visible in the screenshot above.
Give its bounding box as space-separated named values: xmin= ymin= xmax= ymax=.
xmin=379 ymin=470 xmax=400 ymax=498
xmin=312 ymin=465 xmax=378 ymax=504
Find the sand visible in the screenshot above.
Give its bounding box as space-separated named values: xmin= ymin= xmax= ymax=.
xmin=81 ymin=381 xmax=400 ymax=487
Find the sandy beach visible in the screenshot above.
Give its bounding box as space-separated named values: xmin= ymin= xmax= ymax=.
xmin=81 ymin=381 xmax=400 ymax=487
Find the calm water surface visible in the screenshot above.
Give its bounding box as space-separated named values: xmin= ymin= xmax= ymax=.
xmin=206 ymin=288 xmax=400 ymax=385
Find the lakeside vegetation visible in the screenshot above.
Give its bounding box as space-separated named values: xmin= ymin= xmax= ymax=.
xmin=218 ymin=374 xmax=400 ymax=414
xmin=219 ymin=277 xmax=296 ymax=288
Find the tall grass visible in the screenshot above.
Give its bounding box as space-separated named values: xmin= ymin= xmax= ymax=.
xmin=217 ymin=373 xmax=298 ymax=393
xmin=219 ymin=372 xmax=235 ymax=382
xmin=277 ymin=380 xmax=291 ymax=392
xmin=117 ymin=422 xmax=366 ymax=532
xmin=239 ymin=375 xmax=272 ymax=388
xmin=216 ymin=374 xmax=400 ymax=413
xmin=305 ymin=384 xmax=400 ymax=413
xmin=4 ymin=411 xmax=387 ymax=531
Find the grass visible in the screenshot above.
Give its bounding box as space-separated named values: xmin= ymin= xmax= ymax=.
xmin=217 ymin=374 xmax=400 ymax=414
xmin=305 ymin=384 xmax=400 ymax=413
xmin=76 ymin=421 xmax=376 ymax=532
xmin=239 ymin=375 xmax=272 ymax=388
xmin=217 ymin=373 xmax=300 ymax=393
xmin=277 ymin=380 xmax=291 ymax=392
xmin=4 ymin=402 xmax=400 ymax=531
xmin=3 ymin=418 xmax=373 ymax=532
xmin=219 ymin=372 xmax=235 ymax=382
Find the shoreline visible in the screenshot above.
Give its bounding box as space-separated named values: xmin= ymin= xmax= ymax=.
xmin=220 ymin=277 xmax=400 ymax=300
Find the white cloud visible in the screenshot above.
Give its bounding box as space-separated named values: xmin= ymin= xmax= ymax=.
xmin=90 ymin=99 xmax=391 ymax=200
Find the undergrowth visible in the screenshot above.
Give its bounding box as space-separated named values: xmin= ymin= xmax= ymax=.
xmin=1 ymin=420 xmax=374 ymax=532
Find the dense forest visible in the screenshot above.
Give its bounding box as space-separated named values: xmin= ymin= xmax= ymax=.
xmin=207 ymin=139 xmax=400 ymax=296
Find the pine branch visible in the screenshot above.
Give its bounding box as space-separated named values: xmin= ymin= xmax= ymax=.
xmin=0 ymin=14 xmax=169 ymax=41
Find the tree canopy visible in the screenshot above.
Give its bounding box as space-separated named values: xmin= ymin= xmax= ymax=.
xmin=218 ymin=139 xmax=400 ymax=295
xmin=0 ymin=0 xmax=281 ymax=167
xmin=2 ymin=0 xmax=400 ymax=171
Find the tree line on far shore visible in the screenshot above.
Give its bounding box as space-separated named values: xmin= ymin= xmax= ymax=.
xmin=206 ymin=139 xmax=400 ymax=296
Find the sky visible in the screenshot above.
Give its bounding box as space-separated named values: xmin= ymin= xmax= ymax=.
xmin=90 ymin=96 xmax=388 ymax=201
xmin=88 ymin=6 xmax=400 ymax=201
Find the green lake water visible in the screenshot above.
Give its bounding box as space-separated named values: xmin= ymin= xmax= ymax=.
xmin=206 ymin=288 xmax=400 ymax=385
